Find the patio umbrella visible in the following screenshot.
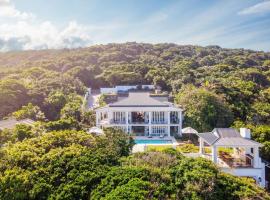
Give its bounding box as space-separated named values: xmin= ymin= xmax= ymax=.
xmin=182 ymin=127 xmax=198 ymax=141
xmin=182 ymin=127 xmax=198 ymax=134
xmin=88 ymin=127 xmax=104 ymax=136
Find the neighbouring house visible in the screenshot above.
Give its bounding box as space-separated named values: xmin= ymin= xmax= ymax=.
xmin=197 ymin=128 xmax=266 ymax=187
xmin=0 ymin=118 xmax=35 ymax=130
xmin=95 ymin=92 xmax=183 ymax=137
xmin=100 ymin=85 xmax=155 ymax=94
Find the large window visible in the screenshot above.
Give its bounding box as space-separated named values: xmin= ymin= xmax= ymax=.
xmin=152 ymin=112 xmax=165 ymax=124
xmin=131 ymin=112 xmax=147 ymax=123
xmin=151 ymin=126 xmax=167 ymax=136
xmin=170 ymin=111 xmax=179 ymax=124
xmin=113 ymin=112 xmax=125 ymax=124
xmin=131 ymin=126 xmax=146 ymax=136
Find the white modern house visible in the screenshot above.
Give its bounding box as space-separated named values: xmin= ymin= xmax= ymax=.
xmin=197 ymin=128 xmax=266 ymax=187
xmin=95 ymin=92 xmax=183 ymax=137
xmin=94 ymin=91 xmax=267 ymax=188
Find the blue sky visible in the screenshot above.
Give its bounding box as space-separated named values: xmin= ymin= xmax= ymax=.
xmin=0 ymin=0 xmax=270 ymax=51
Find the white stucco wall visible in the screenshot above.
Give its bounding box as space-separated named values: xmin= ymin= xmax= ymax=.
xmin=100 ymin=88 xmax=117 ymax=94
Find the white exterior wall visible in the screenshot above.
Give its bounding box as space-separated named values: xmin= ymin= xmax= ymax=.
xmin=96 ymin=108 xmax=182 ymax=137
xmin=142 ymin=85 xmax=155 ymax=90
xmin=221 ymin=164 xmax=266 ymax=187
xmin=199 ymin=142 xmax=266 ymax=188
xmin=100 ymin=88 xmax=117 ymax=94
xmin=100 ymin=85 xmax=154 ymax=94
xmin=115 ymin=85 xmax=137 ymax=92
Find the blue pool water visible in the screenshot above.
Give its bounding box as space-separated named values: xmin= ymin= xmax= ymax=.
xmin=135 ymin=139 xmax=173 ymax=144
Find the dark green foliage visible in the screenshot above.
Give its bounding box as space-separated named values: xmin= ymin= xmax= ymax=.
xmin=12 ymin=103 xmax=45 ymax=121
xmin=175 ymin=85 xmax=234 ymax=132
xmin=0 ymin=43 xmax=270 ymax=199
xmin=92 ymin=150 xmax=270 ymax=200
xmin=0 ymin=43 xmax=269 ymax=128
xmin=0 ymin=130 xmax=269 ymax=200
xmin=44 ymin=90 xmax=67 ymax=120
xmin=0 ymin=129 xmax=134 ymax=200
xmin=1 ymin=43 xmax=268 ymax=129
xmin=0 ymin=79 xmax=29 ymax=119
xmin=44 ymin=117 xmax=80 ymax=131
xmin=13 ymin=124 xmax=34 ymax=141
xmin=102 ymin=178 xmax=151 ymax=200
xmin=0 ymin=124 xmax=35 ymax=145
xmin=90 ymin=167 xmax=154 ymax=199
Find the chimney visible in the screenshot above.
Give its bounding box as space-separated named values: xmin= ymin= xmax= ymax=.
xmin=240 ymin=128 xmax=251 ymax=139
xmin=155 ymin=86 xmax=162 ymax=94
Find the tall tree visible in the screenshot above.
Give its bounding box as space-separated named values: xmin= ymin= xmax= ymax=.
xmin=175 ymin=85 xmax=234 ymax=132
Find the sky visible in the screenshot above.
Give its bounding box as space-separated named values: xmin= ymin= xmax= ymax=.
xmin=0 ymin=0 xmax=270 ymax=52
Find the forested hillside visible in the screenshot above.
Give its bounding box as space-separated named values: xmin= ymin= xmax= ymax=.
xmin=0 ymin=42 xmax=269 ymax=128
xmin=0 ymin=128 xmax=269 ymax=200
xmin=0 ymin=43 xmax=270 ymax=199
xmin=0 ymin=43 xmax=269 ymax=153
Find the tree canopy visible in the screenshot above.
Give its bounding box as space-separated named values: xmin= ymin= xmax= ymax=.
xmin=0 ymin=43 xmax=270 ymax=198
xmin=0 ymin=129 xmax=268 ymax=200
xmin=175 ymin=85 xmax=234 ymax=132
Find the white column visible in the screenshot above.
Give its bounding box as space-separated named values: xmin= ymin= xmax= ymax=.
xmin=178 ymin=111 xmax=182 ymax=136
xmin=167 ymin=111 xmax=170 ymax=136
xmin=253 ymin=147 xmax=260 ymax=168
xmin=167 ymin=126 xmax=170 ymax=137
xmin=149 ymin=111 xmax=152 ymax=136
xmin=212 ymin=146 xmax=217 ymax=163
xmin=260 ymin=162 xmax=266 ymax=187
xmin=199 ymin=138 xmax=204 ymax=154
xmin=108 ymin=111 xmax=113 ymax=123
xmin=167 ymin=111 xmax=170 ymax=124
xmin=96 ymin=111 xmax=99 ymax=127
xmin=125 ymin=111 xmax=128 ymax=134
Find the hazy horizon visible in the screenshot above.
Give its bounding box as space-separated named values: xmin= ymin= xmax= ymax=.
xmin=1 ymin=42 xmax=270 ymax=54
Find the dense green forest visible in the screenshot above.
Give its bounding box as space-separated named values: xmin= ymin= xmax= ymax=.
xmin=0 ymin=43 xmax=269 ymax=152
xmin=0 ymin=43 xmax=269 ymax=198
xmin=0 ymin=128 xmax=269 ymax=199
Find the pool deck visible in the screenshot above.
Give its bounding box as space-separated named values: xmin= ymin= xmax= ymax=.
xmin=132 ymin=136 xmax=178 ymax=153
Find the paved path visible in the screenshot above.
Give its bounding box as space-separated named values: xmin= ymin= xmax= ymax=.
xmin=87 ymin=89 xmax=101 ymax=109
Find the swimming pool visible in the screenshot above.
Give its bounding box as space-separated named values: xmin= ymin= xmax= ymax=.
xmin=135 ymin=139 xmax=173 ymax=144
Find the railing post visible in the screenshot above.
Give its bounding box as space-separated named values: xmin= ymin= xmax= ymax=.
xmin=125 ymin=111 xmax=129 ymax=134
xmin=149 ymin=111 xmax=152 ymax=136
xmin=212 ymin=146 xmax=217 ymax=163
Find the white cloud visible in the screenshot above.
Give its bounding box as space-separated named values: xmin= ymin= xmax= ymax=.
xmin=0 ymin=20 xmax=95 ymax=51
xmin=0 ymin=0 xmax=10 ymax=6
xmin=238 ymin=1 xmax=270 ymax=15
xmin=0 ymin=0 xmax=99 ymax=51
xmin=0 ymin=0 xmax=34 ymax=20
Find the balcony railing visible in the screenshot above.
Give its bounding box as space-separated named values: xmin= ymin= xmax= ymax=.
xmin=151 ymin=121 xmax=168 ymax=124
xmin=129 ymin=120 xmax=149 ymax=124
xmin=219 ymin=152 xmax=253 ymax=168
xmin=170 ymin=118 xmax=179 ymax=124
xmin=110 ymin=120 xmax=126 ymax=124
xmin=109 ymin=119 xmax=177 ymax=125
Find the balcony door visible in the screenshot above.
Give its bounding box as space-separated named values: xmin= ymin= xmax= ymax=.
xmin=152 ymin=111 xmax=165 ymax=124
xmin=131 ymin=112 xmax=147 ymax=124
